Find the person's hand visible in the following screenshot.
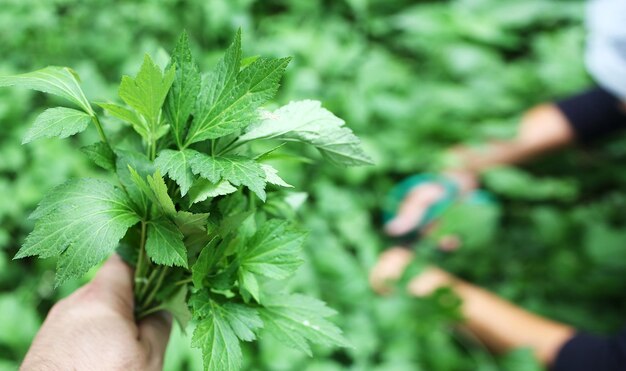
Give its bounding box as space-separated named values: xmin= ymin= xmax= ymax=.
xmin=384 ymin=170 xmax=477 ymax=250
xmin=21 ymin=255 xmax=172 ymax=371
xmin=369 ymin=247 xmax=415 ymax=294
xmin=406 ymin=266 xmax=456 ymax=297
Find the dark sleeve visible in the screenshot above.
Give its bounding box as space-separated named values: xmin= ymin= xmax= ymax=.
xmin=554 ymin=87 xmax=626 ymax=143
xmin=552 ymin=329 xmax=626 ymax=371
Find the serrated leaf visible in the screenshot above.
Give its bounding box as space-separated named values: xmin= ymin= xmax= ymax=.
xmin=119 ymin=54 xmax=175 ymax=130
xmin=217 ymin=157 xmax=267 ymax=201
xmin=128 ymin=166 xmax=154 ymax=210
xmin=240 ymin=100 xmax=372 ymax=166
xmin=165 ymin=32 xmax=201 ymax=147
xmin=116 ymin=150 xmax=155 ymax=213
xmin=16 ymin=179 xmax=140 ymax=285
xmin=238 ymin=269 xmax=260 ymax=303
xmin=145 ymin=218 xmax=188 ymax=268
xmin=259 ymin=293 xmax=349 ymax=356
xmin=81 ymin=142 xmax=115 ymax=171
xmin=190 ymin=152 xmax=267 ymax=201
xmin=189 ymin=179 xmax=237 ymax=204
xmin=191 ymin=298 xmax=243 ymax=371
xmin=261 ymin=164 xmax=293 ymax=188
xmin=0 ymin=66 xmax=93 ymax=115
xmin=191 ymin=243 xmax=214 ymax=289
xmin=147 ymin=171 xmax=177 ymax=217
xmin=155 ymin=149 xmax=196 ymax=196
xmin=188 ymin=152 xmax=222 ymax=183
xmin=97 ymin=102 xmax=148 ymax=138
xmin=239 ymin=220 xmax=305 ymax=281
xmin=185 ymin=30 xmax=290 ymax=145
xmin=23 ymin=107 xmax=92 ymax=143
xmin=222 ymin=303 xmax=263 ymax=342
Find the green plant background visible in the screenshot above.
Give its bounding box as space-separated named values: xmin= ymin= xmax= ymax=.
xmin=2 ymin=0 xmax=625 ymax=370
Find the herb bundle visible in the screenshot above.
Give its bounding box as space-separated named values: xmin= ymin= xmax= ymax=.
xmin=1 ymin=31 xmax=371 ymax=370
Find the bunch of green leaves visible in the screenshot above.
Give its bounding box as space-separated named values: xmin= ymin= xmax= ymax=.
xmin=1 ymin=30 xmax=371 ymax=370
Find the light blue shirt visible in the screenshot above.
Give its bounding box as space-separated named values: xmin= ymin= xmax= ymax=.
xmin=586 ymin=0 xmax=626 ymax=100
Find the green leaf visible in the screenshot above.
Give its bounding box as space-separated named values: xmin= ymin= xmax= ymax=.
xmin=217 ymin=156 xmax=266 ymax=202
xmin=189 ymin=179 xmax=237 ymax=205
xmin=16 ymin=179 xmax=140 ymax=285
xmin=174 ymin=211 xmax=209 ymax=235
xmin=239 ymin=220 xmax=305 ymax=281
xmin=128 ymin=166 xmax=155 ymax=211
xmin=261 ymin=164 xmax=292 ymax=188
xmin=260 ymin=293 xmax=349 ymax=356
xmin=164 ymin=32 xmax=201 ymax=147
xmin=189 ymin=152 xmax=267 ymax=201
xmin=221 ymin=303 xmax=263 ymax=342
xmin=81 ymin=142 xmax=116 ymax=171
xmin=97 ymin=102 xmax=148 ymax=138
xmin=240 ymin=100 xmax=372 ymax=166
xmin=119 ymin=54 xmax=175 ymax=129
xmin=116 ymin=150 xmax=155 ymax=213
xmin=191 ymin=243 xmax=215 ymax=288
xmin=147 ymin=171 xmax=177 ymax=217
xmin=146 ymin=218 xmax=188 ymax=268
xmin=238 ymin=269 xmax=260 ymax=303
xmin=188 ymin=151 xmax=222 ymax=183
xmin=185 ymin=30 xmax=290 ymax=145
xmin=0 ymin=66 xmax=93 ymax=114
xmin=191 ymin=299 xmax=244 ymax=371
xmin=23 ymin=107 xmax=92 ymax=144
xmin=155 ymin=149 xmax=197 ymax=196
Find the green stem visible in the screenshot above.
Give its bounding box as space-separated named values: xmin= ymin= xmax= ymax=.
xmin=143 ymin=266 xmax=169 ymax=308
xmin=91 ymin=115 xmax=111 ymax=147
xmin=139 ymin=267 xmax=159 ymax=300
xmin=174 ymin=277 xmax=193 ymax=286
xmin=150 ymin=140 xmax=157 ymax=160
xmin=134 ymin=221 xmax=148 ymax=296
xmin=137 ymin=304 xmax=166 ymax=320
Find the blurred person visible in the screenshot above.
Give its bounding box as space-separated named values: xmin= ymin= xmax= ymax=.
xmin=371 ymin=0 xmax=626 ymax=369
xmin=20 ymin=255 xmax=171 ymax=371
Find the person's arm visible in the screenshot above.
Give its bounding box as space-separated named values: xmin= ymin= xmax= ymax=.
xmin=407 ymin=266 xmax=575 ymax=366
xmin=387 ymin=87 xmax=626 ymax=237
xmin=448 ymin=103 xmax=575 ymax=173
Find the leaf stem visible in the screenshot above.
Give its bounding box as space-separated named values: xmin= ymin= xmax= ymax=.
xmin=139 ymin=266 xmax=159 ymax=300
xmin=143 ymin=266 xmax=169 ymax=308
xmin=134 ymin=221 xmax=148 ymax=296
xmin=150 ymin=140 xmax=157 ymax=160
xmin=137 ymin=304 xmax=166 ymax=320
xmin=174 ymin=277 xmax=193 ymax=286
xmin=91 ymin=115 xmax=111 ymax=147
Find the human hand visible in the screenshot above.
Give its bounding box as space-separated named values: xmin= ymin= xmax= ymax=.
xmin=21 ymin=255 xmax=172 ymax=371
xmin=384 ymin=170 xmax=477 ymax=250
xmin=406 ymin=266 xmax=456 ymax=297
xmin=369 ymin=247 xmax=414 ymax=294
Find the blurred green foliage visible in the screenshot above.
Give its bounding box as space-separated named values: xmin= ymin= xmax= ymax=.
xmin=2 ymin=0 xmax=626 ymax=370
